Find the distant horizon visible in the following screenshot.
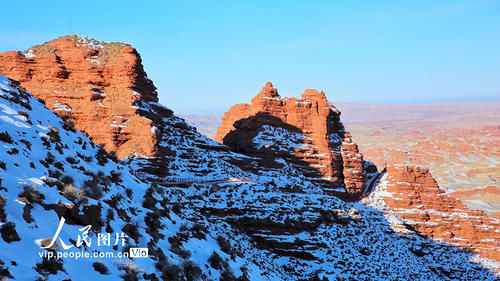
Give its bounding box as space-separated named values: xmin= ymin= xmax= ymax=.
xmin=176 ymin=95 xmax=500 ymax=116
xmin=2 ymin=1 xmax=499 ymax=114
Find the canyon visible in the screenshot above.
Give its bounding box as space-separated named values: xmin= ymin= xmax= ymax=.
xmin=0 ymin=35 xmax=498 ymax=280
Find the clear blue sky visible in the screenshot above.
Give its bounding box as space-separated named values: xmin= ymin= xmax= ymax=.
xmin=1 ymin=0 xmax=499 ymax=114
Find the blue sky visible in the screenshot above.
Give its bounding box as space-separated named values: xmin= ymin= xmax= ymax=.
xmin=1 ymin=0 xmax=499 ymax=114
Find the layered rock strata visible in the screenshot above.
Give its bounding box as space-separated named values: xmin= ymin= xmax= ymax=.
xmin=0 ymin=35 xmax=164 ymax=159
xmin=215 ymin=82 xmax=366 ymax=196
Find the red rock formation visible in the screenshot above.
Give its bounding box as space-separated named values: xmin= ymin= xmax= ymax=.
xmin=215 ymin=82 xmax=366 ymax=196
xmin=0 ymin=35 xmax=165 ymax=159
xmin=374 ymin=164 xmax=500 ymax=262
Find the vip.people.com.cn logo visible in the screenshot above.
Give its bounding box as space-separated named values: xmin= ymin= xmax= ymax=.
xmin=39 ymin=217 xmax=148 ymax=259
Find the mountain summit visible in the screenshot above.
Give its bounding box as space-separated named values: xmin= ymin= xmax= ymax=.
xmin=0 ymin=35 xmax=163 ymax=159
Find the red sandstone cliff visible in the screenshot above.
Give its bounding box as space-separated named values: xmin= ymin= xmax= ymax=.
xmin=215 ymin=82 xmax=366 ymax=196
xmin=0 ymin=35 xmax=167 ymax=159
xmin=366 ymin=164 xmax=500 ymax=262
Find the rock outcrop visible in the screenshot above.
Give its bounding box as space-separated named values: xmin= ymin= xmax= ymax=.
xmin=215 ymin=82 xmax=366 ymax=197
xmin=0 ymin=35 xmax=166 ymax=159
xmin=365 ymin=164 xmax=500 ymax=263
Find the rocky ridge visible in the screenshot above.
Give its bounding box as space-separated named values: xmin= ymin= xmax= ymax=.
xmin=363 ymin=164 xmax=500 ymax=263
xmin=0 ymin=74 xmax=225 ymax=280
xmin=215 ymin=82 xmax=367 ymax=197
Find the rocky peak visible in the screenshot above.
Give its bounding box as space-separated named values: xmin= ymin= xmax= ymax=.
xmin=216 ymin=82 xmax=367 ymax=197
xmin=301 ymin=88 xmax=327 ymax=101
xmin=250 ymin=81 xmax=280 ymax=104
xmin=0 ymin=35 xmax=167 ymax=159
xmin=260 ymin=81 xmax=279 ymax=97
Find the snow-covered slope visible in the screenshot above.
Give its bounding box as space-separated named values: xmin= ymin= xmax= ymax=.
xmin=1 ymin=73 xmax=499 ymax=280
xmin=0 ymin=74 xmax=265 ymax=280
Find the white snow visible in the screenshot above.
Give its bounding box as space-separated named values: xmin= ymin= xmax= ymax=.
xmin=21 ymin=49 xmax=36 ymax=58
xmin=52 ymin=103 xmax=73 ymax=112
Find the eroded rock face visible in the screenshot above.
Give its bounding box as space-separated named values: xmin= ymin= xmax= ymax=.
xmin=215 ymin=82 xmax=366 ymax=196
xmin=366 ymin=164 xmax=500 ymax=262
xmin=0 ymin=35 xmax=165 ymax=159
